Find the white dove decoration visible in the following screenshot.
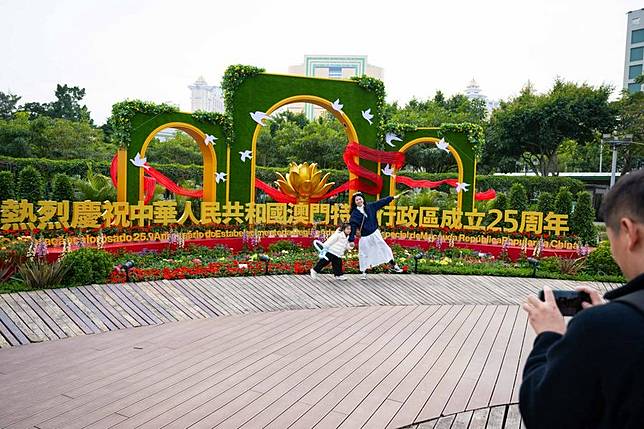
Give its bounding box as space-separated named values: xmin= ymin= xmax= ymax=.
xmin=381 ymin=164 xmax=394 ymax=176
xmin=204 ymin=134 xmax=217 ymax=145
xmin=215 ymin=172 xmax=227 ymax=184
xmin=239 ymin=150 xmax=253 ymax=162
xmin=331 ymin=99 xmax=343 ymax=112
xmin=436 ymin=138 xmax=450 ymax=152
xmin=250 ymin=111 xmax=272 ymax=126
xmin=130 ymin=153 xmax=149 ymax=170
xmin=385 ymin=133 xmax=402 ymax=147
xmin=361 ymin=108 xmax=374 ymax=125
xmin=455 ymin=182 xmax=470 ymax=193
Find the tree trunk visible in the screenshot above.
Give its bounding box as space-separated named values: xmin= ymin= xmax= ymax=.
xmin=548 ymin=152 xmax=559 ymax=176
xmin=522 ymin=154 xmax=541 ymax=176
xmin=620 ymin=146 xmax=633 ymax=175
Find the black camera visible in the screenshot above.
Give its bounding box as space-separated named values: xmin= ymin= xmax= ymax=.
xmin=538 ymin=290 xmax=591 ymax=316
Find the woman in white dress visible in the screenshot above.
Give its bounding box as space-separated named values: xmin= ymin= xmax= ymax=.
xmin=348 ymin=191 xmax=407 ymax=279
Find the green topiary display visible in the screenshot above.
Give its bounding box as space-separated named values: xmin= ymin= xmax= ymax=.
xmin=221 ymin=64 xmax=266 ymax=120
xmin=110 ymin=100 xmax=179 ymax=148
xmin=17 ymin=166 xmax=44 ymax=202
xmin=62 ymin=248 xmax=114 ymax=286
xmin=509 ymin=183 xmax=529 ymax=216
xmin=50 ymin=173 xmax=74 ymax=201
xmin=571 ymin=191 xmax=597 ymax=244
xmin=537 ymin=191 xmax=554 ymax=214
xmin=554 ymin=187 xmax=573 ymax=219
xmin=439 ymin=123 xmax=486 ymax=158
xmin=0 ymin=171 xmax=15 ymax=201
xmin=584 ymin=241 xmax=621 ymax=276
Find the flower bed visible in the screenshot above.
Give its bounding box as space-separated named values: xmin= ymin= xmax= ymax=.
xmin=0 ymin=238 xmax=623 ymax=294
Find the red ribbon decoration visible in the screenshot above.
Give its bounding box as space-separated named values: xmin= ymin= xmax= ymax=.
xmin=111 ymin=141 xmax=498 ymax=204
xmin=254 ymin=179 xmax=296 ymax=204
xmin=474 ymin=189 xmax=497 ymax=201
xmin=110 ymin=154 xmax=203 ymax=203
xmin=342 ymin=142 xmax=405 ymax=195
xmin=394 ymin=176 xmax=459 ymax=189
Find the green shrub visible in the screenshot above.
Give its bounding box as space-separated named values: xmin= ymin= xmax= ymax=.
xmin=62 ymin=248 xmax=114 ymax=286
xmin=571 ymin=191 xmax=597 ymax=244
xmin=51 ymin=173 xmax=74 ymax=201
xmin=268 ymin=240 xmax=301 ymax=254
xmin=15 ymin=258 xmax=70 ymax=289
xmin=398 ymin=189 xmax=455 ymax=210
xmin=585 ymin=241 xmax=621 ymax=276
xmin=0 ymin=171 xmax=15 ymax=200
xmin=17 ymin=166 xmax=44 ymax=202
xmin=509 ymin=183 xmax=529 ymax=216
xmin=489 ymin=192 xmax=508 ymax=212
xmin=554 ymin=187 xmax=573 ymax=218
xmin=73 ymin=165 xmax=116 ymax=201
xmin=538 ymin=257 xmax=560 ymax=273
xmin=537 ymin=191 xmax=554 ymax=214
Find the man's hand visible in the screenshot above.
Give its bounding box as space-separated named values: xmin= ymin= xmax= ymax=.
xmin=576 ymin=285 xmax=605 ymax=309
xmin=522 ymin=286 xmax=566 ymax=335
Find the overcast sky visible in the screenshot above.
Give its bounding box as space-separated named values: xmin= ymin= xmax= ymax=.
xmin=1 ymin=0 xmax=641 ymax=124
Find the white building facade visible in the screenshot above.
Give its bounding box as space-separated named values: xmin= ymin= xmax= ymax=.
xmin=464 ymin=79 xmax=499 ymax=114
xmin=188 ymin=76 xmax=224 ymax=113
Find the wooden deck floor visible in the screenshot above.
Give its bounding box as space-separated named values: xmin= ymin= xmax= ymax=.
xmin=0 ymin=275 xmax=619 ymax=428
xmin=0 ymin=274 xmax=618 ymax=348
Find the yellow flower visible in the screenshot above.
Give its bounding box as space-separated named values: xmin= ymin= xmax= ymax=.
xmin=275 ymin=162 xmax=335 ymax=203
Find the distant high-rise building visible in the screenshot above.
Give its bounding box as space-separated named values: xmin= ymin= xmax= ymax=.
xmin=287 ymin=55 xmax=384 ymax=119
xmin=188 ymin=76 xmax=224 ymax=113
xmin=464 ymin=79 xmax=499 ymax=113
xmin=624 ymin=9 xmax=644 ymax=93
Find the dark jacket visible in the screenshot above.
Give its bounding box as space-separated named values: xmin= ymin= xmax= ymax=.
xmin=348 ymin=196 xmax=393 ymax=243
xmin=520 ymin=273 xmax=644 ymax=429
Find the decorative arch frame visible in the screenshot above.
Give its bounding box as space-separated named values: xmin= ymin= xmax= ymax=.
xmin=229 ymin=73 xmax=381 ymax=205
xmin=112 ymin=69 xmax=482 ymax=212
xmin=117 ymin=111 xmax=227 ymax=204
xmin=249 ymin=95 xmax=360 ymax=204
xmin=382 ymin=128 xmax=477 ymax=213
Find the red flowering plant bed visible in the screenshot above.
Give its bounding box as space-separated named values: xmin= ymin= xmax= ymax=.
xmin=109 ymin=241 xmax=407 ymax=283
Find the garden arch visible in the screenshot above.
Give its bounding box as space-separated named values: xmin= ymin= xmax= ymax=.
xmin=115 ymin=109 xmax=227 ymax=204
xmin=228 ymin=72 xmax=381 ymax=206
xmin=249 ymin=95 xmax=359 ymax=203
xmin=383 ymin=128 xmax=478 ymax=213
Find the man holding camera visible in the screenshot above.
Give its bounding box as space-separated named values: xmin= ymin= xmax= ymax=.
xmin=520 ymin=168 xmax=644 ymax=428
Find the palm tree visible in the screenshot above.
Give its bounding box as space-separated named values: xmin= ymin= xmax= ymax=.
xmin=73 ymin=163 xmax=116 ymax=201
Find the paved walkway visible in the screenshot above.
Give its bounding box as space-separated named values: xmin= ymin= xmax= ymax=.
xmin=0 ymin=275 xmax=620 ymax=428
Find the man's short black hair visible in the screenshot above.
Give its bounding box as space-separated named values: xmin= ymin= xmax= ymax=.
xmin=600 ymin=168 xmax=644 ymax=231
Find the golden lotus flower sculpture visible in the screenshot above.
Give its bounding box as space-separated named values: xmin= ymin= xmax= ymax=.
xmin=275 ymin=162 xmax=335 ymax=203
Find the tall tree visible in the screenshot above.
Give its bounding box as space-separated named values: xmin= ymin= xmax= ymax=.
xmin=21 ymin=101 xmax=50 ymax=119
xmin=19 ymin=84 xmax=91 ymax=122
xmin=48 ymin=84 xmax=91 ymax=122
xmin=612 ymin=78 xmax=644 ymax=174
xmin=0 ymin=112 xmax=32 ymax=157
xmin=387 ymin=93 xmax=487 ymax=173
xmin=146 ymin=131 xmax=203 ymax=165
xmin=0 ymin=92 xmax=21 ymax=120
xmin=484 ymin=80 xmax=616 ymax=175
